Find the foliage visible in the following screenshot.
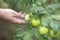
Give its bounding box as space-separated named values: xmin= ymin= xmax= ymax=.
xmin=1 ymin=0 xmax=60 ymax=40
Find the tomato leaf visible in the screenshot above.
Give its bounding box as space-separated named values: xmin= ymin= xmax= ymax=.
xmin=13 ymin=37 xmax=23 ymax=40
xmin=30 ymin=6 xmax=47 ymax=14
xmin=14 ymin=30 xmax=26 ymax=37
xmin=41 ymin=16 xmax=50 ymax=26
xmin=32 ymin=28 xmax=40 ymax=39
xmin=23 ymin=34 xmax=32 ymax=40
xmin=51 ymin=15 xmax=60 ymax=20
xmin=50 ymin=21 xmax=60 ymax=33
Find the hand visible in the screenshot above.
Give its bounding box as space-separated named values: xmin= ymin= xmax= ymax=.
xmin=0 ymin=9 xmax=26 ymax=24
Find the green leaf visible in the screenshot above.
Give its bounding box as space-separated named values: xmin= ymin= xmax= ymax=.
xmin=30 ymin=6 xmax=47 ymax=14
xmin=46 ymin=3 xmax=60 ymax=13
xmin=23 ymin=34 xmax=32 ymax=40
xmin=41 ymin=16 xmax=50 ymax=26
xmin=14 ymin=28 xmax=27 ymax=37
xmin=39 ymin=0 xmax=46 ymax=4
xmin=32 ymin=28 xmax=40 ymax=39
xmin=46 ymin=3 xmax=60 ymax=10
xmin=14 ymin=31 xmax=26 ymax=37
xmin=50 ymin=21 xmax=60 ymax=33
xmin=13 ymin=37 xmax=22 ymax=40
xmin=51 ymin=15 xmax=60 ymax=20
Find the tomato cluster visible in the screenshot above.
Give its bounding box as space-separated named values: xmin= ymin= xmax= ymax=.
xmin=24 ymin=13 xmax=60 ymax=38
xmin=24 ymin=0 xmax=60 ymax=39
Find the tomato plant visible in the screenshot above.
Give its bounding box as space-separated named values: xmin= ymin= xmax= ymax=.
xmin=2 ymin=0 xmax=60 ymax=40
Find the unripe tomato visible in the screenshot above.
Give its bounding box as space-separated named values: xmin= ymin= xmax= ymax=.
xmin=55 ymin=31 xmax=60 ymax=37
xmin=31 ymin=18 xmax=40 ymax=27
xmin=33 ymin=4 xmax=37 ymax=6
xmin=50 ymin=30 xmax=56 ymax=38
xmin=24 ymin=14 xmax=30 ymax=21
xmin=35 ymin=1 xmax=41 ymax=6
xmin=39 ymin=27 xmax=48 ymax=35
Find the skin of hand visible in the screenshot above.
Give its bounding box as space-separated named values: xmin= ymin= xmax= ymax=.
xmin=0 ymin=9 xmax=26 ymax=24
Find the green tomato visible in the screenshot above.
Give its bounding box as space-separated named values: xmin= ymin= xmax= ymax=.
xmin=33 ymin=4 xmax=37 ymax=6
xmin=56 ymin=31 xmax=60 ymax=37
xmin=35 ymin=1 xmax=41 ymax=6
xmin=31 ymin=18 xmax=40 ymax=27
xmin=39 ymin=27 xmax=48 ymax=35
xmin=50 ymin=30 xmax=57 ymax=38
xmin=24 ymin=14 xmax=30 ymax=21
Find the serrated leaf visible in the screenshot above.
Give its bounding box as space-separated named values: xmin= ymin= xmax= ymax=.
xmin=46 ymin=3 xmax=60 ymax=10
xmin=14 ymin=32 xmax=26 ymax=37
xmin=32 ymin=28 xmax=40 ymax=39
xmin=30 ymin=6 xmax=47 ymax=14
xmin=14 ymin=29 xmax=26 ymax=37
xmin=23 ymin=34 xmax=32 ymax=40
xmin=39 ymin=0 xmax=46 ymax=4
xmin=46 ymin=3 xmax=60 ymax=13
xmin=41 ymin=16 xmax=50 ymax=26
xmin=51 ymin=15 xmax=60 ymax=20
xmin=50 ymin=21 xmax=60 ymax=32
xmin=13 ymin=38 xmax=22 ymax=40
